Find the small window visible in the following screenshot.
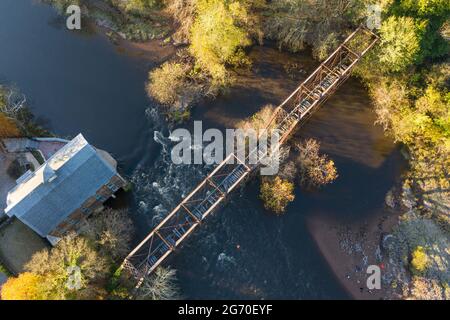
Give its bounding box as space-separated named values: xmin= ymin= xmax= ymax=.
xmin=96 ymin=194 xmax=107 ymax=202
xmin=81 ymin=207 xmax=91 ymax=215
xmin=107 ymin=182 xmax=119 ymax=192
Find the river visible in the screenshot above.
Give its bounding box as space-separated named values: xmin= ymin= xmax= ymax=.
xmin=0 ymin=0 xmax=401 ymax=299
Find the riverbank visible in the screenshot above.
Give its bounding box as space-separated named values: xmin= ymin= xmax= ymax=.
xmin=291 ymin=79 xmax=407 ymax=300
xmin=301 ymin=121 xmax=406 ymax=300
xmin=308 ymin=206 xmax=401 ymax=299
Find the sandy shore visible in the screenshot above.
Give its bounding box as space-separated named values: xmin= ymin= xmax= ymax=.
xmin=307 ymin=207 xmax=400 ymax=300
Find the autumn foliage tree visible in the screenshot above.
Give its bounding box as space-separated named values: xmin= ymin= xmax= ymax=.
xmin=296 ymin=139 xmax=338 ymax=189
xmin=81 ymin=208 xmax=134 ymax=262
xmin=235 ymin=104 xmax=277 ymax=134
xmin=377 ymin=16 xmax=421 ymax=73
xmin=411 ymin=246 xmax=430 ymax=274
xmin=147 ymin=62 xmax=189 ymax=106
xmin=260 ymin=176 xmax=295 ymax=214
xmin=189 ymin=0 xmax=252 ymax=84
xmin=24 ymin=233 xmax=108 ymax=300
xmin=1 ymin=272 xmax=46 ymax=300
xmin=0 ymin=113 xmax=20 ymax=138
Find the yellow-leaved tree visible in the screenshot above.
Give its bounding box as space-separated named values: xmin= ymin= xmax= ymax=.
xmin=189 ymin=0 xmax=251 ymax=84
xmin=411 ymin=246 xmax=429 ymax=274
xmin=260 ymin=176 xmax=295 ymax=215
xmin=1 ymin=272 xmax=46 ymax=300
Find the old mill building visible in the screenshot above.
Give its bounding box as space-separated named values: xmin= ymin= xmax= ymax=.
xmin=4 ymin=134 xmax=126 ymax=245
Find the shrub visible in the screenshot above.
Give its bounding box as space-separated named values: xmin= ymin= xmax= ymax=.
xmin=31 ymin=150 xmax=45 ymax=165
xmin=411 ymin=246 xmax=429 ymax=274
xmin=0 ymin=263 xmax=11 ymax=276
xmin=122 ymin=0 xmax=162 ymax=15
xmin=7 ymin=159 xmax=28 ymax=179
xmin=312 ymin=32 xmax=339 ymax=61
xmin=259 ymin=176 xmax=295 ymax=214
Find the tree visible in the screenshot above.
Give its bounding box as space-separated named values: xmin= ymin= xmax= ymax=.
xmin=165 ymin=0 xmax=197 ymax=43
xmin=264 ymin=0 xmax=374 ymax=54
xmin=416 ymin=86 xmax=449 ymax=136
xmin=136 ymin=267 xmax=181 ymax=300
xmin=1 ymin=273 xmax=46 ymax=300
xmin=0 ymin=113 xmax=20 ymax=138
xmin=296 ymin=139 xmax=338 ymax=189
xmin=378 ymin=16 xmax=421 ymax=72
xmin=189 ymin=0 xmax=251 ymax=84
xmin=7 ymin=159 xmax=29 ymax=179
xmin=81 ymin=208 xmax=134 ymax=261
xmin=279 ymin=160 xmax=297 ymax=181
xmin=370 ymin=79 xmax=410 ymax=132
xmin=235 ymin=104 xmax=277 ymax=134
xmin=147 ymin=62 xmax=189 ymax=106
xmin=411 ymin=246 xmax=429 ymax=274
xmin=312 ymin=32 xmax=339 ymax=61
xmin=25 ymin=233 xmax=108 ymax=299
xmin=260 ymin=176 xmax=295 ymax=214
xmin=394 ymin=0 xmax=449 ymax=17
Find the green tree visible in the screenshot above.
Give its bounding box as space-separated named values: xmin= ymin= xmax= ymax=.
xmin=416 ymin=86 xmax=450 ymax=139
xmin=393 ymin=0 xmax=449 ymax=17
xmin=389 ymin=0 xmax=450 ymax=62
xmin=189 ymin=0 xmax=251 ymax=84
xmin=378 ymin=16 xmax=421 ymax=72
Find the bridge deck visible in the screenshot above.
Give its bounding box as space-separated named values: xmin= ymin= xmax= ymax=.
xmin=122 ymin=26 xmax=378 ymax=283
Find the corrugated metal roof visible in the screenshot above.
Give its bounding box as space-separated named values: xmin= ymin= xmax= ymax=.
xmin=5 ymin=134 xmax=117 ymax=237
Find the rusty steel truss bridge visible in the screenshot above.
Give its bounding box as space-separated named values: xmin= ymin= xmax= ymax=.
xmin=121 ymin=26 xmax=379 ymax=285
